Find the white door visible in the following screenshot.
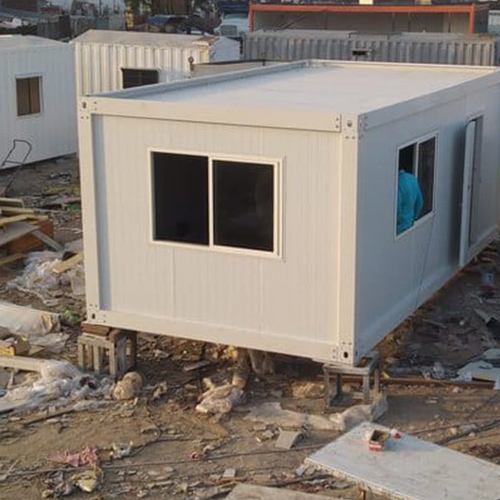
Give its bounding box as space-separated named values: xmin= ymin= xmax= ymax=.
xmin=459 ymin=119 xmax=481 ymax=267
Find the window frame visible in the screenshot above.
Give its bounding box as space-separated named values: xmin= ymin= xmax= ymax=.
xmin=121 ymin=68 xmax=160 ymax=89
xmin=394 ymin=131 xmax=438 ymax=239
xmin=148 ymin=148 xmax=283 ymax=259
xmin=15 ymin=74 xmax=43 ymax=118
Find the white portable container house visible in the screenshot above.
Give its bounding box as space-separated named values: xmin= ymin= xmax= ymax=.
xmin=0 ymin=35 xmax=77 ymax=169
xmin=79 ymin=60 xmax=500 ymax=365
xmin=72 ymin=30 xmax=240 ymax=97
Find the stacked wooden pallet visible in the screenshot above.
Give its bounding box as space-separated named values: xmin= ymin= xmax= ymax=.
xmin=0 ymin=197 xmax=60 ymax=259
xmin=0 ymin=197 xmax=48 ymax=227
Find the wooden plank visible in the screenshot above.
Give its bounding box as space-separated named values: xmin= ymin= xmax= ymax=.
xmin=7 ymin=219 xmax=53 ymax=254
xmin=80 ymin=323 xmax=110 ymax=336
xmin=0 ymin=207 xmax=35 ymax=216
xmin=78 ymin=334 xmax=112 ymax=349
xmin=306 ymin=422 xmax=500 ymax=500
xmin=31 ymin=229 xmax=63 ymax=252
xmin=0 ymin=197 xmax=24 ymax=208
xmin=0 ymin=355 xmax=54 ymax=373
xmin=0 ymin=215 xmax=29 ymax=228
xmin=53 ymin=253 xmax=83 ymax=274
xmin=226 ymin=484 xmax=334 ymax=500
xmin=0 ymin=221 xmax=37 ymax=247
xmin=0 ymin=253 xmax=25 ymax=267
xmin=0 ymin=397 xmax=33 ymax=414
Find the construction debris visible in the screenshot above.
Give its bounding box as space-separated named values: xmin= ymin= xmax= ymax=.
xmin=0 ymin=357 xmax=112 ymax=414
xmin=195 ymin=350 xmax=251 ymax=415
xmin=73 ymin=469 xmax=100 ymax=493
xmin=48 ymin=445 xmax=99 ymax=468
xmin=111 ymin=442 xmax=133 ymax=460
xmin=456 ymin=348 xmax=500 ymax=384
xmin=275 ymin=430 xmax=303 ymax=450
xmin=225 ymin=484 xmax=336 ymax=500
xmin=307 ymin=423 xmax=500 ymax=500
xmin=245 ymin=402 xmax=337 ymax=431
xmin=329 ymin=393 xmax=388 ymax=432
xmin=113 ymin=372 xmax=143 ymax=401
xmin=196 ymin=381 xmax=245 ymax=415
xmin=7 ymin=250 xmax=85 ymax=304
xmin=0 ymin=301 xmax=60 ymax=336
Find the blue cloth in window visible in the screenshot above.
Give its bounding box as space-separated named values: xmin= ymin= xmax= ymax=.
xmin=397 ymin=170 xmax=424 ymax=234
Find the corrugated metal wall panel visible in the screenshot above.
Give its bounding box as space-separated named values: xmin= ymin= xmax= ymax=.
xmin=74 ymin=40 xmax=240 ymax=96
xmin=243 ymin=31 xmax=500 ymax=66
xmin=0 ymin=43 xmax=77 ymax=168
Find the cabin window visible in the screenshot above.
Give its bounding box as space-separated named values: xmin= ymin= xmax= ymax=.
xmin=122 ymin=68 xmax=159 ymax=89
xmin=396 ymin=135 xmax=437 ymax=235
xmin=151 ymin=152 xmax=279 ymax=255
xmin=213 ymin=160 xmax=274 ymax=252
xmin=152 ymin=152 xmax=209 ymax=245
xmin=16 ymin=76 xmax=41 ymax=116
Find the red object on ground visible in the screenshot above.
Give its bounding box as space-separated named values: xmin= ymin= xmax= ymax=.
xmin=48 ymin=446 xmax=99 ymax=467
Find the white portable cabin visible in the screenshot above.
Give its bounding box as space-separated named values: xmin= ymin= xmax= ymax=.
xmin=0 ymin=35 xmax=77 ymax=169
xmin=79 ymin=61 xmax=500 ymax=365
xmin=72 ymin=30 xmax=240 ymax=97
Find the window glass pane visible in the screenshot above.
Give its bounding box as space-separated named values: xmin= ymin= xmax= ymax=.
xmin=16 ymin=78 xmax=30 ymax=116
xmin=152 ymin=152 xmax=209 ymax=245
xmin=213 ymin=160 xmax=274 ymax=252
xmin=122 ymin=69 xmax=158 ymax=89
xmin=398 ymin=144 xmax=416 ymax=174
xmin=417 ymin=138 xmax=436 ymax=217
xmin=29 ymin=77 xmax=41 ymax=114
xmin=16 ymin=77 xmax=41 ymax=115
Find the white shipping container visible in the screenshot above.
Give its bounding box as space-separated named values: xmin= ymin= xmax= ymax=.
xmin=0 ymin=35 xmax=77 ymax=169
xmin=79 ymin=61 xmax=500 ymax=365
xmin=72 ymin=30 xmax=240 ymax=97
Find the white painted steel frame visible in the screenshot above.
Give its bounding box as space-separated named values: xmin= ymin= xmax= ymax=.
xmin=146 ymin=148 xmax=283 ymax=259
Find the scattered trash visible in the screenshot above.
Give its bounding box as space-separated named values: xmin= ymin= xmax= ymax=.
xmin=73 ymin=469 xmax=100 ymax=493
xmin=225 ymin=484 xmax=333 ymax=500
xmin=113 ymin=372 xmax=143 ymax=401
xmin=367 ymin=428 xmax=391 ymax=452
xmin=0 ymin=301 xmax=60 ymax=336
xmin=222 ymin=468 xmax=236 ymax=479
xmin=111 ymin=442 xmax=133 ymax=460
xmin=245 ymin=402 xmax=337 ymax=431
xmin=61 ymin=308 xmax=80 ymax=327
xmin=30 ymin=332 xmax=69 ymax=354
xmin=152 ymin=381 xmax=168 ymax=401
xmin=432 ymin=362 xmax=446 ymax=380
xmin=196 ymin=382 xmax=245 ymax=415
xmin=42 ymin=471 xmax=74 ymax=498
xmin=0 ymin=358 xmax=111 ymax=414
xmin=456 ymin=360 xmax=500 ymax=382
xmin=292 ymin=382 xmax=324 ymax=399
xmin=275 ymin=430 xmax=302 ymax=450
xmin=7 ymin=250 xmax=85 ymax=304
xmin=0 ymin=334 xmax=30 ymax=356
xmin=183 ymin=360 xmax=211 ymax=372
xmin=48 ymin=445 xmax=99 ymax=467
xmin=329 ymin=393 xmax=388 ymax=432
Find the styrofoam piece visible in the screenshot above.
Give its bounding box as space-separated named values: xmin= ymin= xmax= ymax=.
xmin=306 ymin=422 xmax=500 ymax=500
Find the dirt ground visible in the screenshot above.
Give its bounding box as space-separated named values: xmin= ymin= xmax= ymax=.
xmin=1 ymin=156 xmax=500 ymax=500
